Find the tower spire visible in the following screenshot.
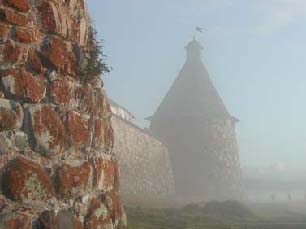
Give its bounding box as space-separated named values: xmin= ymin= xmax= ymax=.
xmin=185 ymin=38 xmax=203 ymax=61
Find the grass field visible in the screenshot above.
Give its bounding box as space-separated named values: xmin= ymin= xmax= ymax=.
xmin=125 ymin=201 xmax=306 ymax=229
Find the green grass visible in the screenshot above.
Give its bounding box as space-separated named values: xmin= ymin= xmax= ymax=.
xmin=125 ymin=201 xmax=306 ymax=229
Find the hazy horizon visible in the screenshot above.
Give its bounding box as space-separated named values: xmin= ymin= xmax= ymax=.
xmin=87 ymin=0 xmax=306 ymax=169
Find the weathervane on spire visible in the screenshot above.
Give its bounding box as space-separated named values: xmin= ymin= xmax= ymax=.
xmin=194 ymin=26 xmax=207 ymax=40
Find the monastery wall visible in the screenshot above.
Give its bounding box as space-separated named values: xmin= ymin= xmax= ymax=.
xmin=111 ymin=115 xmax=175 ymax=202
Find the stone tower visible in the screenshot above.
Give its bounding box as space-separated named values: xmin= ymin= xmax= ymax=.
xmin=149 ymin=39 xmax=241 ymax=201
xmin=0 ymin=0 xmax=125 ymax=228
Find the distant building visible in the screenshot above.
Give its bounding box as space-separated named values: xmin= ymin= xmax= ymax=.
xmin=148 ymin=39 xmax=242 ymax=201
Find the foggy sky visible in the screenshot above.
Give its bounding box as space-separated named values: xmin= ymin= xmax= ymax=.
xmin=87 ymin=0 xmax=306 ymax=169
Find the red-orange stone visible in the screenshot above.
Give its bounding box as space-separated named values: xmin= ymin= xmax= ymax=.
xmin=1 ymin=69 xmax=45 ymax=103
xmin=0 ymin=22 xmax=10 ymax=38
xmin=0 ymin=213 xmax=32 ymax=229
xmin=75 ymin=85 xmax=94 ymax=113
xmin=26 ymin=48 xmax=43 ymax=74
xmin=0 ymin=40 xmax=21 ymax=64
xmin=38 ymin=1 xmax=57 ymax=33
xmin=41 ymin=36 xmax=77 ymax=77
xmin=91 ymin=158 xmax=116 ymax=192
xmin=0 ymin=102 xmax=23 ymax=131
xmin=90 ymin=117 xmax=105 ymax=147
xmin=104 ymin=125 xmax=114 ymax=148
xmin=66 ymin=111 xmax=90 ymax=146
xmin=0 ymin=8 xmax=29 ymax=26
xmin=56 ymin=162 xmax=92 ymax=198
xmin=1 ymin=156 xmax=54 ymax=201
xmin=4 ymin=0 xmax=30 ymax=12
xmin=13 ymin=27 xmax=37 ymax=43
xmin=106 ymin=192 xmax=123 ymax=225
xmin=50 ymin=79 xmax=74 ymax=106
xmin=30 ymin=105 xmax=68 ymax=153
xmin=84 ymin=197 xmax=112 ymax=229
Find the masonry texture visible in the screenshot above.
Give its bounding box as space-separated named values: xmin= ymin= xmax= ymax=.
xmin=111 ymin=114 xmax=175 ymax=202
xmin=0 ymin=0 xmax=126 ymax=228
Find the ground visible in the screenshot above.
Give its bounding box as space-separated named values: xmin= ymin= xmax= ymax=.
xmin=125 ymin=201 xmax=306 ymax=229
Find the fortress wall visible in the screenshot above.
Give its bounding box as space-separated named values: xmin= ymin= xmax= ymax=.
xmin=208 ymin=119 xmax=242 ymax=200
xmin=0 ymin=0 xmax=125 ymax=228
xmin=111 ymin=115 xmax=175 ymax=201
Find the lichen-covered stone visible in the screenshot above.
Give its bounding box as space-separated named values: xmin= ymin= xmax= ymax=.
xmin=13 ymin=27 xmax=38 ymax=43
xmin=105 ymin=192 xmax=123 ymax=226
xmin=66 ymin=111 xmax=90 ymax=147
xmin=40 ymin=36 xmax=78 ymax=77
xmin=75 ymin=85 xmax=94 ymax=113
xmin=0 ymin=0 xmax=124 ymax=226
xmin=91 ymin=117 xmax=105 ymax=148
xmin=1 ymin=156 xmax=54 ymax=201
xmin=4 ymin=0 xmax=30 ymax=12
xmin=0 ymin=39 xmax=26 ymax=65
xmin=36 ymin=210 xmax=83 ymax=229
xmin=38 ymin=1 xmax=70 ymax=39
xmin=0 ymin=130 xmax=29 ymax=154
xmin=84 ymin=197 xmax=113 ymax=229
xmin=1 ymin=69 xmax=46 ymax=103
xmin=56 ymin=161 xmax=93 ymax=198
xmin=26 ymin=48 xmax=43 ymax=74
xmin=0 ymin=22 xmax=10 ymax=38
xmin=0 ymin=212 xmax=32 ymax=229
xmin=50 ymin=79 xmax=75 ymax=107
xmin=0 ymin=8 xmax=29 ymax=26
xmin=92 ymin=158 xmax=117 ymax=192
xmin=0 ymin=99 xmax=23 ymax=131
xmin=27 ymin=105 xmax=68 ymax=155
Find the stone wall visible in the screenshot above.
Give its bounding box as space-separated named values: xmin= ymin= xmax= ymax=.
xmin=0 ymin=0 xmax=125 ymax=228
xmin=111 ymin=115 xmax=175 ymax=202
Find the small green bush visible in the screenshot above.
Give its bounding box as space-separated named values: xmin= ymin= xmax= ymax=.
xmin=81 ymin=24 xmax=110 ymax=83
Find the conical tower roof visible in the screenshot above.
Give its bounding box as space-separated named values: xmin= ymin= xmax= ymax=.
xmin=152 ymin=39 xmax=231 ymax=122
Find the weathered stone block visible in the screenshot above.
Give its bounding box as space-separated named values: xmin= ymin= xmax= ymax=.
xmin=0 ymin=8 xmax=29 ymax=26
xmin=40 ymin=36 xmax=77 ymax=77
xmin=90 ymin=117 xmax=105 ymax=147
xmin=106 ymin=192 xmax=123 ymax=226
xmin=94 ymin=89 xmax=106 ymax=117
xmin=0 ymin=212 xmax=32 ymax=229
xmin=50 ymin=79 xmax=75 ymax=107
xmin=1 ymin=69 xmax=46 ymax=103
xmin=0 ymin=99 xmax=23 ymax=131
xmin=26 ymin=48 xmax=43 ymax=74
xmin=14 ymin=131 xmax=29 ymax=150
xmin=0 ymin=39 xmax=26 ymax=64
xmin=56 ymin=161 xmax=93 ymax=198
xmin=36 ymin=210 xmax=83 ymax=229
xmin=104 ymin=125 xmax=114 ymax=149
xmin=38 ymin=1 xmax=70 ymax=39
xmin=0 ymin=22 xmax=10 ymax=38
xmin=66 ymin=111 xmax=90 ymax=147
xmin=0 ymin=195 xmax=8 ymax=213
xmin=27 ymin=105 xmax=68 ymax=155
xmin=91 ymin=158 xmax=116 ymax=192
xmin=4 ymin=0 xmax=30 ymax=12
xmin=75 ymin=85 xmax=94 ymax=113
xmin=84 ymin=197 xmax=112 ymax=229
xmin=0 ymin=132 xmax=12 ymax=154
xmin=13 ymin=27 xmax=38 ymax=43
xmin=1 ymin=156 xmax=54 ymax=201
